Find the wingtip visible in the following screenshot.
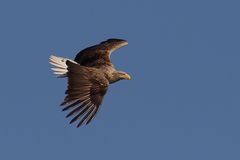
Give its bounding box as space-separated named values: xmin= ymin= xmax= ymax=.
xmin=77 ymin=122 xmax=84 ymax=128
xmin=69 ymin=118 xmax=77 ymax=125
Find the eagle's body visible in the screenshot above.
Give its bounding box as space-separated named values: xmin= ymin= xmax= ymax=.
xmin=49 ymin=39 xmax=130 ymax=127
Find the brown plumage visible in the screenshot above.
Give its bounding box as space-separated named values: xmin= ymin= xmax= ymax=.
xmin=49 ymin=39 xmax=131 ymax=127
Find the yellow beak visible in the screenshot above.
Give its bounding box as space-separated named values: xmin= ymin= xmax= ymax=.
xmin=124 ymin=73 xmax=132 ymax=80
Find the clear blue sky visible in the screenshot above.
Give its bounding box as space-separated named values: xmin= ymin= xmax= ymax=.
xmin=0 ymin=0 xmax=240 ymax=159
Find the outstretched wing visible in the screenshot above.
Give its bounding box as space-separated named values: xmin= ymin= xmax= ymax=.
xmin=74 ymin=39 xmax=128 ymax=68
xmin=62 ymin=61 xmax=109 ymax=127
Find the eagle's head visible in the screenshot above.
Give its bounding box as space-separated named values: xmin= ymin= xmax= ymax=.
xmin=110 ymin=70 xmax=131 ymax=83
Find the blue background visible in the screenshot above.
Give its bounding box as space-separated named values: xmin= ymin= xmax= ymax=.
xmin=1 ymin=0 xmax=240 ymax=159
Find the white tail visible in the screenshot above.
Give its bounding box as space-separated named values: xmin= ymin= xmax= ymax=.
xmin=49 ymin=55 xmax=77 ymax=78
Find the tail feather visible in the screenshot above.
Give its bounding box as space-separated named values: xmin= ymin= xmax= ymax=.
xmin=49 ymin=55 xmax=77 ymax=78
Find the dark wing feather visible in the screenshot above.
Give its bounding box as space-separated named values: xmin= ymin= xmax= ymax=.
xmin=62 ymin=61 xmax=109 ymax=127
xmin=74 ymin=39 xmax=128 ymax=68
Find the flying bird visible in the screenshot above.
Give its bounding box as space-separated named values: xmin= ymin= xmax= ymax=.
xmin=49 ymin=39 xmax=131 ymax=127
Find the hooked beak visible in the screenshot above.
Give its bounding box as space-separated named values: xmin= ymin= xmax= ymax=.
xmin=124 ymin=73 xmax=132 ymax=80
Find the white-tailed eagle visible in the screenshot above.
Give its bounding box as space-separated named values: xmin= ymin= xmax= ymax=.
xmin=49 ymin=39 xmax=131 ymax=127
